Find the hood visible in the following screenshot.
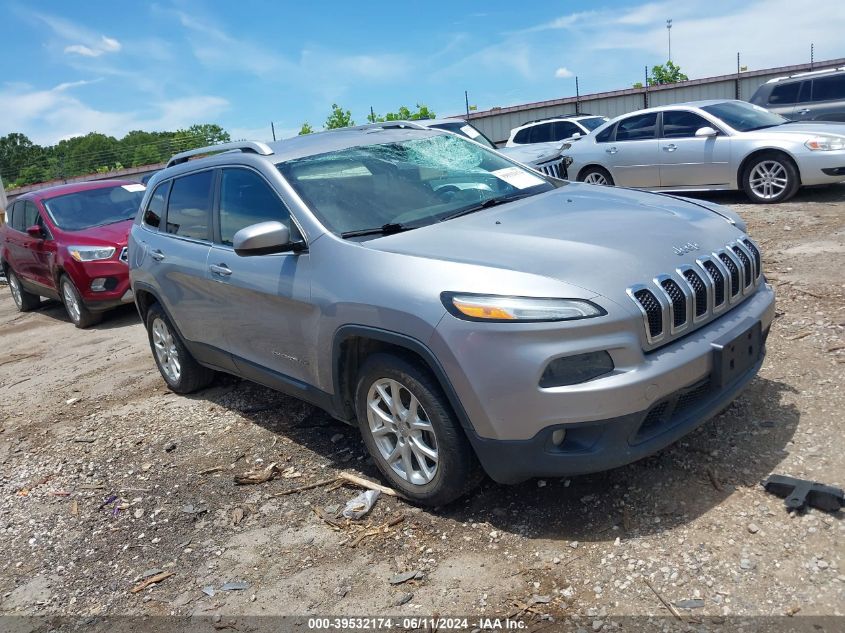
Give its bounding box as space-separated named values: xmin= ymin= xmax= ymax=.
xmin=743 ymin=121 xmax=845 ymax=139
xmin=61 ymin=219 xmax=133 ymax=245
xmin=498 ymin=142 xmax=562 ymax=165
xmin=364 ymin=184 xmax=746 ymax=300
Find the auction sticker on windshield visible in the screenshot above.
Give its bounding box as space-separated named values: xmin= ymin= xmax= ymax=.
xmin=121 ymin=184 xmax=146 ymax=192
xmin=460 ymin=125 xmax=481 ymax=139
xmin=492 ymin=166 xmax=546 ymax=189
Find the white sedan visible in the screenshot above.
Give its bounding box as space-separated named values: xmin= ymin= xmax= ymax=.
xmin=562 ymin=100 xmax=845 ymax=203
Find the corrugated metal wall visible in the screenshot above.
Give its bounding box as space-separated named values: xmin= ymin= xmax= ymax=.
xmin=467 ymin=58 xmax=845 ymax=144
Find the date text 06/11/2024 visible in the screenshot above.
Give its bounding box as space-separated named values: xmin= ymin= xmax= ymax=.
xmin=307 ymin=617 xmax=528 ymax=630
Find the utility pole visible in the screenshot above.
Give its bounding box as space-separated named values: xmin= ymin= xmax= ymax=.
xmin=810 ymin=43 xmax=814 ymax=69
xmin=370 ymin=106 xmax=376 ymax=123
xmin=575 ymin=76 xmax=580 ymax=114
xmin=666 ymin=19 xmax=673 ymax=62
xmin=271 ymin=122 xmax=276 ymax=142
xmin=644 ymin=65 xmax=649 ymax=108
xmin=465 ymin=91 xmax=470 ymax=118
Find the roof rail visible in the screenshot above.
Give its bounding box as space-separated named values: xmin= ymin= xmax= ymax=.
xmin=766 ymin=65 xmax=845 ymax=83
xmin=521 ymin=112 xmax=598 ymax=126
xmin=166 ymin=141 xmax=274 ymax=168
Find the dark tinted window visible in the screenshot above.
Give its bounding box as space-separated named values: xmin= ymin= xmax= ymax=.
xmin=552 ymin=121 xmax=581 ymax=141
xmin=219 ymin=169 xmax=290 ymax=246
xmin=798 ymin=80 xmax=811 ymax=103
xmin=701 ymin=101 xmax=787 ymax=131
xmin=812 ymin=75 xmax=845 ymax=102
xmin=10 ymin=201 xmax=25 ymax=231
xmin=579 ymin=117 xmax=608 ymax=131
xmin=165 ymin=171 xmax=213 ymax=240
xmin=529 ymin=123 xmax=553 ymax=143
xmin=595 ymin=124 xmax=615 ymax=143
xmin=143 ymin=181 xmax=169 ymax=229
xmin=661 ymin=111 xmax=714 ymax=138
xmin=24 ymin=201 xmax=40 ymax=227
xmin=768 ymin=82 xmax=800 ymax=104
xmin=615 ymin=113 xmax=657 ymax=141
xmin=513 ymin=127 xmax=532 ymax=144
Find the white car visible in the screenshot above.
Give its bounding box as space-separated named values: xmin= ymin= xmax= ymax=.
xmin=563 ymin=100 xmax=845 ymax=203
xmin=505 ymin=114 xmax=609 ymax=147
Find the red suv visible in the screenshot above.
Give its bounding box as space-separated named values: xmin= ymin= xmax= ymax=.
xmin=1 ymin=180 xmax=146 ymax=328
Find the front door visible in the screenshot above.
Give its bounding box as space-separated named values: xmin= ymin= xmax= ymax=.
xmin=658 ymin=110 xmax=731 ymax=188
xmin=604 ymin=112 xmax=660 ymax=187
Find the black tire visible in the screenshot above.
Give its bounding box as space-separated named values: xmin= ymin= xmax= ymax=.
xmin=354 ymin=353 xmax=483 ymax=506
xmin=741 ymin=152 xmax=800 ymax=203
xmin=7 ymin=269 xmax=41 ymax=312
xmin=145 ymin=302 xmax=215 ymax=393
xmin=60 ymin=275 xmax=102 ymax=329
xmin=578 ymin=166 xmax=614 ymax=186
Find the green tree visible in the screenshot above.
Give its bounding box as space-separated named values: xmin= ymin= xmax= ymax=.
xmin=325 ymin=104 xmax=354 ymax=129
xmin=647 ymin=61 xmax=688 ymax=86
xmin=371 ymin=104 xmax=436 ymax=122
xmin=298 ymin=122 xmax=314 ymax=135
xmin=181 ymin=123 xmax=230 ymax=145
xmin=0 ymin=133 xmax=42 ymax=183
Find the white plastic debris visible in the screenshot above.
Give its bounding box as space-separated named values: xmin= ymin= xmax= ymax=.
xmin=342 ymin=489 xmax=380 ymax=519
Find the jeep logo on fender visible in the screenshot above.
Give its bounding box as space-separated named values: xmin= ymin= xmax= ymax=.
xmin=673 ymin=241 xmax=700 ymax=256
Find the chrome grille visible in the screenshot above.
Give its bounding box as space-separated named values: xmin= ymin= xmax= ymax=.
xmin=535 ymin=158 xmax=564 ymax=179
xmin=627 ymin=236 xmax=762 ymax=348
xmin=119 ymin=247 xmax=129 ymax=263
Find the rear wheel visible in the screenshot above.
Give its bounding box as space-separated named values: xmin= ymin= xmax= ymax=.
xmin=145 ymin=302 xmax=215 ymax=393
xmin=742 ymin=153 xmax=800 ymax=203
xmin=60 ymin=275 xmax=102 ymax=329
xmin=7 ymin=269 xmax=41 ymax=312
xmin=355 ymin=353 xmax=483 ymax=506
xmin=579 ymin=166 xmax=614 ymax=186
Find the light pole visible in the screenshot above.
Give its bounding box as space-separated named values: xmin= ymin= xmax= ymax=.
xmin=666 ymin=19 xmax=673 ymax=62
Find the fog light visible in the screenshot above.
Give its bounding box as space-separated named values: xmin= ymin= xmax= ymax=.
xmin=540 ymin=351 xmax=614 ymax=388
xmin=90 ymin=278 xmax=107 ymax=292
xmin=551 ymin=429 xmax=566 ymax=446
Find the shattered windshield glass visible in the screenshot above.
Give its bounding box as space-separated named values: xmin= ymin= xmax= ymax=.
xmin=277 ymin=134 xmax=554 ymax=236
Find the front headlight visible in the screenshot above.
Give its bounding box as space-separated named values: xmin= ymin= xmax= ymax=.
xmin=805 ymin=136 xmax=845 ymax=151
xmin=443 ymin=293 xmax=605 ymax=322
xmin=68 ymin=246 xmax=116 ymax=262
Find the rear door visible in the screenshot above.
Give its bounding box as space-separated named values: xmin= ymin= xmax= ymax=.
xmin=207 ymin=166 xmax=315 ymax=384
xmin=602 ymin=112 xmax=660 ymax=187
xmin=3 ymin=202 xmax=28 ymax=278
xmin=765 ymin=81 xmax=802 ymax=119
xmin=658 ymin=110 xmax=731 ymax=188
xmin=804 ymin=74 xmax=845 ymax=122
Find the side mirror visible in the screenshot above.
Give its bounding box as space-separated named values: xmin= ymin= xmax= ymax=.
xmin=695 ymin=126 xmax=718 ymax=138
xmin=233 ymin=221 xmax=295 ymax=257
xmin=26 ymin=225 xmax=44 ymax=239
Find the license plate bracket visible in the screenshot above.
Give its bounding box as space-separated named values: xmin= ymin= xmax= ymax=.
xmin=711 ymin=320 xmax=762 ymax=388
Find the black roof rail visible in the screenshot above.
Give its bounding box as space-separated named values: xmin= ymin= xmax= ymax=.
xmin=166 ymin=141 xmax=274 ymax=168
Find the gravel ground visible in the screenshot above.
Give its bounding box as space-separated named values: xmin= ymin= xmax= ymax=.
xmin=0 ymin=186 xmax=843 ymax=630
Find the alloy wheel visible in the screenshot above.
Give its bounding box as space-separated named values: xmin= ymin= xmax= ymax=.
xmin=9 ymin=274 xmax=22 ymax=308
xmin=749 ymin=160 xmax=788 ymax=200
xmin=583 ymin=172 xmax=609 ymax=185
xmin=366 ymin=378 xmax=439 ymax=486
xmin=62 ymin=282 xmax=81 ymax=323
xmin=151 ymin=317 xmax=181 ymax=383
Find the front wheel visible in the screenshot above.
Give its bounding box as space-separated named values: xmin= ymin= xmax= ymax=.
xmin=60 ymin=275 xmax=102 ymax=328
xmin=7 ymin=269 xmax=41 ymax=312
xmin=355 ymin=353 xmax=483 ymax=506
xmin=742 ymin=153 xmax=800 ymax=203
xmin=579 ymin=166 xmax=614 ymax=186
xmin=145 ymin=302 xmax=215 ymax=393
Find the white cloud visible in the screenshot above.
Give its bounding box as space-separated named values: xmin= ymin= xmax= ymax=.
xmin=554 ymin=67 xmax=574 ymax=79
xmin=28 ymin=12 xmax=122 ymax=58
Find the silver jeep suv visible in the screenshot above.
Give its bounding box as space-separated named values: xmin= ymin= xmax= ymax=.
xmin=129 ymin=125 xmax=775 ymax=505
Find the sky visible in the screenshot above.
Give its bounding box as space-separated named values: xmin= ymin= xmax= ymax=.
xmin=2 ymin=0 xmax=844 ymax=146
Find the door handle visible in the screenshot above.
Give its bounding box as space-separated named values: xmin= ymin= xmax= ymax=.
xmin=662 ymin=144 xmax=678 ymax=152
xmin=150 ymin=249 xmax=166 ymax=262
xmin=605 ymin=147 xmax=618 ymax=154
xmin=797 ymin=108 xmax=810 ymax=115
xmin=209 ymin=263 xmax=232 ymax=276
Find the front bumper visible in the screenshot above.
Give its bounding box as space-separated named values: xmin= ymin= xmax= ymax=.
xmin=797 ymin=150 xmax=845 ymax=185
xmin=431 ymin=283 xmax=775 ymax=482
xmin=64 ymin=258 xmax=132 ymax=312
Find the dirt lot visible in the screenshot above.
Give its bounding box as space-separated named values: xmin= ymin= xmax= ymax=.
xmin=1 ymin=186 xmax=843 ymax=630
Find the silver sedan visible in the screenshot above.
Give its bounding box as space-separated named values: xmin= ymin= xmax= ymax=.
xmin=563 ymin=100 xmax=845 ymax=203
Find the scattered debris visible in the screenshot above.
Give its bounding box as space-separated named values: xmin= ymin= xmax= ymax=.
xmin=202 ymin=586 xmax=215 ymax=597
xmin=181 ymin=503 xmax=208 ymax=515
xmin=394 ymin=592 xmax=413 ymax=606
xmin=164 ymin=441 xmax=177 ymax=452
xmin=221 ymin=581 xmax=249 ymax=591
xmin=762 ymin=474 xmax=844 ymax=513
xmin=199 ymin=466 xmax=225 ymax=475
xmin=130 ymin=571 xmax=175 ymax=593
xmin=342 ymin=489 xmax=380 ymax=520
xmin=389 ymin=570 xmax=422 ymax=585
xmin=234 ymin=462 xmax=279 ymax=485
xmin=747 ymin=523 xmax=760 ymax=534
xmin=65 ymin=397 xmax=80 ymax=405
xmin=349 ymin=513 xmax=404 ymax=547
xmin=706 ymin=467 xmax=724 ymax=491
xmin=786 ymin=605 xmax=801 ymax=617
xmin=338 ymin=472 xmax=401 ymax=498
xmin=643 ymin=578 xmax=681 ymax=620
xmin=273 ymin=477 xmax=338 ymax=497
xmin=232 ymin=506 xmax=246 ymax=526
xmin=70 ymin=499 xmax=79 ymax=517
xmin=675 ymin=599 xmax=705 ymax=609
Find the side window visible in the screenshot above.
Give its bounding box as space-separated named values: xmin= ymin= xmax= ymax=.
xmin=797 ymin=80 xmax=811 ymax=103
xmin=143 ymin=181 xmax=169 ymax=229
xmin=218 ymin=169 xmax=291 ymax=246
xmin=529 ymin=123 xmax=553 ymax=143
xmin=10 ymin=202 xmax=25 ymax=231
xmin=768 ymin=82 xmax=800 ymax=105
xmin=552 ymin=121 xmax=581 ymax=141
xmin=513 ymin=128 xmax=531 ymax=144
xmin=615 ymin=113 xmax=657 ymax=141
xmin=661 ymin=111 xmax=715 ymax=138
xmin=24 ymin=201 xmax=40 ymax=228
xmin=595 ymin=124 xmax=615 ymax=143
xmin=811 ymin=75 xmax=845 ymax=102
xmin=165 ymin=171 xmax=213 ymax=240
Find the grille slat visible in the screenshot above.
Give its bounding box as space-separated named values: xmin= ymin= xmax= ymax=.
xmin=732 ymin=246 xmax=752 ymax=288
xmin=682 ymin=269 xmax=708 ymax=317
xmin=703 ymin=260 xmax=725 ymax=307
xmin=719 ymin=253 xmax=740 ymax=297
xmin=633 ymin=289 xmax=663 ymax=338
xmin=742 ymin=239 xmax=761 ymax=279
xmin=660 ymin=279 xmax=687 ymax=328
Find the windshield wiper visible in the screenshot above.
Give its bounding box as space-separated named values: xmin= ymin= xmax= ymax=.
xmin=341 ymin=222 xmax=414 ymax=239
xmin=441 ymin=192 xmax=534 ymax=222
